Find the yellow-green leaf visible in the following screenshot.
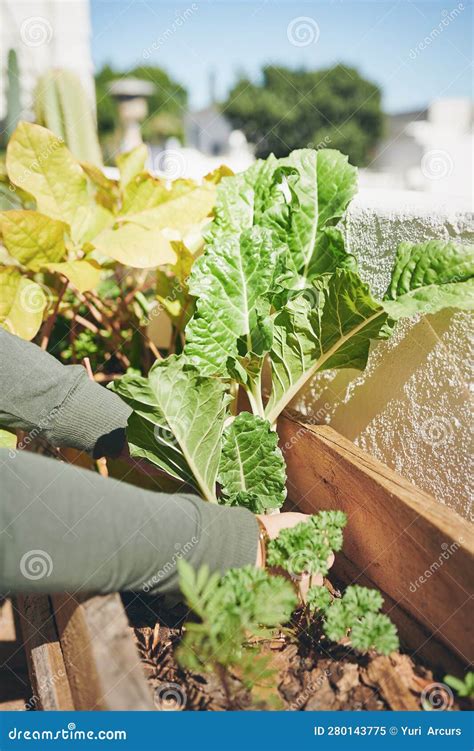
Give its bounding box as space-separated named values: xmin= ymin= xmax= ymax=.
xmin=45 ymin=259 xmax=102 ymax=293
xmin=122 ymin=173 xmax=171 ymax=214
xmin=71 ymin=203 xmax=115 ymax=244
xmin=156 ymin=241 xmax=195 ymax=326
xmin=122 ymin=182 xmax=216 ymax=232
xmin=171 ymin=240 xmax=194 ymax=283
xmin=80 ymin=161 xmax=120 ymax=212
xmin=204 ymin=164 xmax=234 ymax=184
xmin=92 ymin=223 xmax=177 ymax=269
xmin=0 ymin=428 xmax=17 ymax=450
xmin=0 ymin=267 xmax=47 ymax=340
xmin=0 ymin=210 xmax=67 ymax=271
xmin=116 ymin=145 xmax=148 ymax=189
xmin=6 ymin=122 xmax=89 ymax=225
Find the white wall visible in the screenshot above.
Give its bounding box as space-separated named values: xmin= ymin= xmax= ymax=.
xmin=290 ymin=189 xmax=473 ymax=521
xmin=0 ymin=0 xmax=94 ymax=120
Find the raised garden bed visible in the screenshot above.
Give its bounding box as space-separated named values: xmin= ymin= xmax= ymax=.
xmin=16 ymin=418 xmax=473 ymax=712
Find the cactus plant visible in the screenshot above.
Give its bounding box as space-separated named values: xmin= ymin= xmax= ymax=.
xmin=5 ymin=50 xmax=22 ymax=142
xmin=34 ymin=69 xmax=103 ymax=165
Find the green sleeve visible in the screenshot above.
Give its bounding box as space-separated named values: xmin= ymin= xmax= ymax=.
xmin=0 ymin=451 xmax=259 ymax=597
xmin=0 ymin=328 xmax=131 ymax=457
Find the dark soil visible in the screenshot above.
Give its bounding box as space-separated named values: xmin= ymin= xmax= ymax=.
xmin=122 ymin=592 xmax=467 ymax=712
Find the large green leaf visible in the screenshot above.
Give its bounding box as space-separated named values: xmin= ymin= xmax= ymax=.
xmin=6 ymin=122 xmax=89 ymax=226
xmin=0 ymin=210 xmax=67 ymax=270
xmin=210 ymin=149 xmax=357 ymax=277
xmin=306 ymin=227 xmax=358 ymax=279
xmin=210 ymin=157 xmax=277 ymax=238
xmin=383 ymin=240 xmax=474 ymax=319
xmin=111 ymin=357 xmax=230 ymax=502
xmin=265 ymin=270 xmax=387 ymax=423
xmin=218 ymin=412 xmax=287 ymax=512
xmin=184 ymin=227 xmax=281 ymax=375
xmin=260 ymin=150 xmax=356 ymax=274
xmin=266 ymin=240 xmax=474 ymax=423
xmin=0 ymin=267 xmax=48 ymax=340
xmin=314 ymin=149 xmax=358 ymax=231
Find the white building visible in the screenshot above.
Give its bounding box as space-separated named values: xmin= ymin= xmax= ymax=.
xmin=366 ymin=98 xmax=473 ymax=201
xmin=0 ymin=0 xmax=95 ymax=122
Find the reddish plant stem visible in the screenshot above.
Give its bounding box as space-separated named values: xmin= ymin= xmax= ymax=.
xmin=40 ymin=279 xmax=69 ymax=351
xmin=77 ymin=292 xmax=131 ymax=369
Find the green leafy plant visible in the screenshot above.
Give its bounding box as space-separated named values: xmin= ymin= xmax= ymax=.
xmin=115 ymin=148 xmax=473 ymax=506
xmin=177 ymin=560 xmax=297 ymax=705
xmin=0 ymin=121 xmax=221 ymax=344
xmin=267 ymin=511 xmax=347 ymax=576
xmin=264 ymin=515 xmax=398 ymax=655
xmin=307 ymin=584 xmax=399 ymax=656
xmin=443 ymin=672 xmax=474 ymax=698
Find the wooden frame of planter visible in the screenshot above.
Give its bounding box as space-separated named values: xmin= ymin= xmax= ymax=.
xmin=15 ymin=417 xmax=473 ymax=710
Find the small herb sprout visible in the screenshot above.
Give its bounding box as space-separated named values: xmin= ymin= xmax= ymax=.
xmin=267 ymin=511 xmax=347 ymax=577
xmin=306 ymin=585 xmax=332 ymax=612
xmin=444 ymin=672 xmax=474 ymax=699
xmin=307 ymin=583 xmax=399 ymax=656
xmin=177 ymin=560 xmax=297 ymax=705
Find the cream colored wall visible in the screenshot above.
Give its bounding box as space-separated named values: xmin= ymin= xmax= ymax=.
xmin=290 ymin=189 xmax=473 ymax=521
xmin=0 ymin=0 xmax=95 ymax=120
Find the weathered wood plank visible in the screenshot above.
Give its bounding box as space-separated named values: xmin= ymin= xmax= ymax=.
xmin=279 ymin=415 xmax=473 ymax=672
xmin=51 ymin=593 xmax=154 ymax=710
xmin=15 ymin=595 xmax=73 ymax=710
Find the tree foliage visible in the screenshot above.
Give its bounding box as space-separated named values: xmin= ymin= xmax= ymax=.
xmin=224 ymin=64 xmax=383 ymax=165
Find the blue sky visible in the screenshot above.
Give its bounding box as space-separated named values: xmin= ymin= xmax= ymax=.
xmin=90 ymin=0 xmax=473 ymax=113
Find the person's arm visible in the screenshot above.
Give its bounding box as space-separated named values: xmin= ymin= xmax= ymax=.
xmin=0 ymin=328 xmax=130 ymax=458
xmin=0 ymin=450 xmax=259 ymax=596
